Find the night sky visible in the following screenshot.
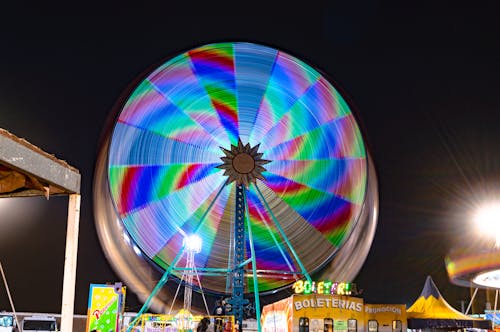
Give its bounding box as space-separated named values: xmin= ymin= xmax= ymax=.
xmin=0 ymin=1 xmax=499 ymax=315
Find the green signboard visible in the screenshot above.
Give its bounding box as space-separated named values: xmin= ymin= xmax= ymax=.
xmin=334 ymin=320 xmax=348 ymax=332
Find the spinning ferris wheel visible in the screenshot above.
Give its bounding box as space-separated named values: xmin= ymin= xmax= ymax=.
xmin=93 ymin=42 xmax=378 ymax=331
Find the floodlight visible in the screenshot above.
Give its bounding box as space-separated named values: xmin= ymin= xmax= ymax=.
xmin=474 ymin=202 xmax=500 ymax=247
xmin=184 ymin=234 xmax=202 ymax=254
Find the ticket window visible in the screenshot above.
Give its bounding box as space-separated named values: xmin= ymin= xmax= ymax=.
xmin=299 ymin=317 xmax=309 ymax=332
xmin=324 ymin=318 xmax=333 ymax=332
xmin=348 ymin=319 xmax=357 ymax=332
xmin=392 ymin=320 xmax=402 ymax=332
xmin=368 ymin=320 xmax=378 ymax=332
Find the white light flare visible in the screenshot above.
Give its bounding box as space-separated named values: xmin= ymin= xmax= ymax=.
xmin=183 ymin=234 xmax=202 ymax=254
xmin=474 ymin=202 xmax=500 ymax=247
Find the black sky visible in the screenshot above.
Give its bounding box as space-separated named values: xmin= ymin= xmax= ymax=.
xmin=0 ymin=1 xmax=499 ymax=315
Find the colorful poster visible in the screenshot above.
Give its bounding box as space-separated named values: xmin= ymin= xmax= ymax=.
xmin=334 ymin=320 xmax=347 ymax=332
xmin=485 ymin=310 xmax=500 ymax=326
xmin=85 ymin=282 xmax=126 ymax=332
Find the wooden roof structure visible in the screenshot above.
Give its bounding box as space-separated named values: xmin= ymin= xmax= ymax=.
xmin=0 ymin=128 xmax=81 ymax=332
xmin=0 ymin=128 xmax=80 ymax=197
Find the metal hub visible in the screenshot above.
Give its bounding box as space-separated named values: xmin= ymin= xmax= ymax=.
xmin=232 ymin=153 xmax=255 ymax=174
xmin=217 ymin=139 xmax=270 ymax=187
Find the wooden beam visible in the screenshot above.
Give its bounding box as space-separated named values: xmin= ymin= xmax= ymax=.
xmin=60 ymin=194 xmax=81 ymax=332
xmin=0 ymin=129 xmax=80 ymax=194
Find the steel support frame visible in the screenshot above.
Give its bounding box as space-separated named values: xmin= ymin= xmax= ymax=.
xmin=127 ymin=183 xmax=227 ymax=331
xmin=128 ymin=181 xmax=313 ymax=332
xmin=243 ymin=189 xmax=262 ymax=332
xmin=228 ymin=185 xmax=249 ymax=328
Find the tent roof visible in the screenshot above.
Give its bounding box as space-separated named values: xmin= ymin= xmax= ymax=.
xmin=407 ymin=276 xmax=474 ymax=320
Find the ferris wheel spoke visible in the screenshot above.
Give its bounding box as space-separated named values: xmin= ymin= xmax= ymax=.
xmin=259 ymin=77 xmax=352 ymax=150
xmin=264 ymin=115 xmax=366 ymax=162
xmin=120 ymin=173 xmax=227 ymax=258
xmin=109 ymin=123 xmax=221 ymax=167
xmin=148 ymin=54 xmax=231 ymax=146
xmin=233 ymin=43 xmax=278 ymax=143
xmin=200 ymin=186 xmax=237 ymax=269
xmin=152 ymin=183 xmax=232 ymax=271
xmin=119 ymin=79 xmax=222 ymax=153
xmin=258 ymin=173 xmax=361 ymax=248
xmin=244 ymin=190 xmax=297 ymax=273
xmin=183 ymin=184 xmax=232 ymax=270
xmin=252 ymin=182 xmax=339 ymax=269
xmin=112 ymin=166 xmax=224 ymax=217
xmin=248 ymin=52 xmax=320 ymax=144
xmin=265 ymin=159 xmax=367 ymax=205
xmin=187 ymin=43 xmax=239 ymax=145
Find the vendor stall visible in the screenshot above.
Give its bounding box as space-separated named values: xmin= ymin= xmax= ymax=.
xmin=261 ymin=281 xmax=407 ymax=332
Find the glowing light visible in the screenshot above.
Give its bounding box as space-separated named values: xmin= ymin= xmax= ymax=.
xmin=292 ymin=280 xmax=353 ymax=295
xmin=133 ymin=245 xmax=142 ymax=256
xmin=474 ymin=202 xmax=500 ymax=247
xmin=473 ymin=269 xmax=500 ymax=288
xmin=123 ymin=232 xmax=131 ymax=245
xmin=183 ymin=234 xmax=202 ymax=254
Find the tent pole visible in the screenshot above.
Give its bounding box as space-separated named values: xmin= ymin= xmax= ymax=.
xmin=465 ymin=288 xmax=479 ymax=315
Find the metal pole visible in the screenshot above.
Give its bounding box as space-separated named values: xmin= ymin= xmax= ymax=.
xmin=192 ymin=264 xmax=211 ymax=315
xmin=494 ymin=289 xmax=498 ymax=328
xmin=254 ymin=184 xmax=311 ymax=282
xmin=228 ymin=184 xmax=249 ymax=329
xmin=254 ymin=207 xmax=296 ymax=276
xmin=243 ymin=189 xmax=262 ymax=332
xmin=465 ymin=288 xmax=479 ymax=315
xmin=61 ymin=194 xmax=81 ymax=332
xmin=184 ymin=249 xmax=195 ymax=312
xmin=226 ymin=222 xmax=234 ymax=294
xmin=127 ymin=244 xmax=187 ymax=332
xmin=194 ymin=182 xmax=227 ymax=234
xmin=0 ymin=261 xmax=21 ymax=331
xmin=168 ymin=270 xmax=185 ymax=315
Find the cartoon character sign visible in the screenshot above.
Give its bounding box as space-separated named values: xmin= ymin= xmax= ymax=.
xmin=85 ymin=282 xmax=126 ymax=332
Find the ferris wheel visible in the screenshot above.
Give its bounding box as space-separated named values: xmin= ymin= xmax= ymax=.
xmin=93 ymin=42 xmax=378 ymax=329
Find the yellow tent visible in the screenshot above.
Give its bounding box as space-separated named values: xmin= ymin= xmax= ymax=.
xmin=407 ymin=276 xmax=490 ymax=329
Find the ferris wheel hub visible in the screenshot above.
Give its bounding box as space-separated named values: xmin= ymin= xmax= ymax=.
xmin=217 ymin=139 xmax=270 ymax=187
xmin=233 ymin=153 xmax=255 ymax=173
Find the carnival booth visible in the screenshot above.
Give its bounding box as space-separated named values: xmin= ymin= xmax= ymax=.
xmin=261 ymin=281 xmax=407 ymax=332
xmin=407 ymin=276 xmax=491 ymax=331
